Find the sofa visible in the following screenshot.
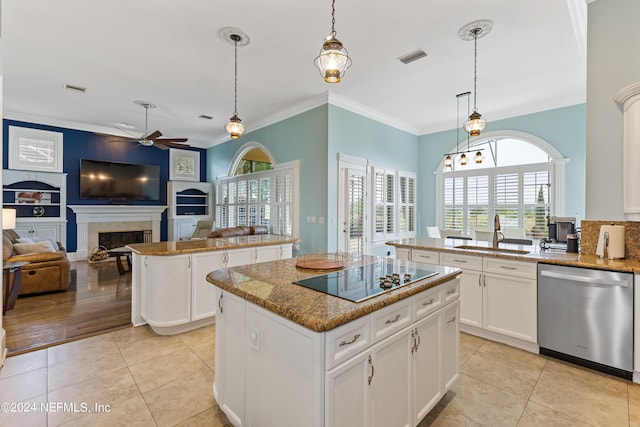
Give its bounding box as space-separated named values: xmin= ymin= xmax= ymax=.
xmin=2 ymin=229 xmax=71 ymax=295
xmin=208 ymin=225 xmax=269 ymax=238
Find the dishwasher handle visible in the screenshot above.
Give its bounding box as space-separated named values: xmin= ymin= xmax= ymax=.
xmin=540 ymin=269 xmax=630 ymax=288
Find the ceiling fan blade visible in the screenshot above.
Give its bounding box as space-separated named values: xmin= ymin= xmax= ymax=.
xmin=155 ymin=138 xmax=188 ymax=143
xmin=155 ymin=140 xmax=190 ymax=149
xmin=105 ymin=137 xmax=137 ymax=143
xmin=143 ymin=130 xmax=162 ymax=141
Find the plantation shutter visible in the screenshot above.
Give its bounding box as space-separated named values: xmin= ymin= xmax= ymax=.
xmin=443 ymin=176 xmax=464 ymax=231
xmin=466 ymin=175 xmax=489 ymax=233
xmin=494 ymin=173 xmax=519 ymax=229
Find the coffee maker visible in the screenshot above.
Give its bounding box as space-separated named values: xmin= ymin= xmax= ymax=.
xmin=548 ymin=216 xmax=576 ymax=243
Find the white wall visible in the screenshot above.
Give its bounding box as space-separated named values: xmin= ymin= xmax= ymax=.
xmin=586 ymin=0 xmax=640 ymax=219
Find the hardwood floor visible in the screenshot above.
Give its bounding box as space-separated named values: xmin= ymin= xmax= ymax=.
xmin=3 ymin=259 xmax=132 ymax=355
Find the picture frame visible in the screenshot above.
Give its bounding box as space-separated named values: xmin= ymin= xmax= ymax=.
xmin=8 ymin=126 xmax=64 ymax=172
xmin=169 ymin=148 xmax=200 ymax=181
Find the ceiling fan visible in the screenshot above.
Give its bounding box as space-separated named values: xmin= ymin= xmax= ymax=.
xmin=109 ymin=101 xmax=189 ymax=150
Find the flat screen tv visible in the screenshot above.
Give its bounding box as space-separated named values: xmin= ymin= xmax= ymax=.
xmin=80 ymin=159 xmax=160 ymax=201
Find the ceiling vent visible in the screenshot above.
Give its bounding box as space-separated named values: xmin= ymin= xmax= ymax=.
xmin=64 ymin=83 xmax=86 ymax=93
xmin=198 ymin=114 xmax=213 ymax=120
xmin=398 ymin=49 xmax=427 ymax=65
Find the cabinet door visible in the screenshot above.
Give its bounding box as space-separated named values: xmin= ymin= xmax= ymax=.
xmin=177 ymin=220 xmax=197 ymax=240
xmin=483 ymin=273 xmax=537 ymax=342
xmin=395 ymin=247 xmax=410 ymax=261
xmin=413 ymin=311 xmax=442 ymax=424
xmin=214 ymin=289 xmax=246 ymax=427
xmin=458 ymin=269 xmax=483 ymax=328
xmin=411 ymin=249 xmax=439 ymax=265
xmin=325 ymin=351 xmax=371 ymax=427
xmin=441 ymin=301 xmax=460 ymax=391
xmin=15 ymin=223 xmax=61 ymax=242
xmin=255 ymin=245 xmax=280 ymax=263
xmin=226 ymin=247 xmax=256 ymax=267
xmin=145 ymin=255 xmax=191 ymax=327
xmin=371 ymin=329 xmax=413 ymax=427
xmin=280 ymin=243 xmax=293 ymax=259
xmin=191 ymin=252 xmax=226 ymax=320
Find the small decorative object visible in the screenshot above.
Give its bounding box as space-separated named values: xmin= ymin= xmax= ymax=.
xmin=89 ymin=245 xmax=109 ymax=262
xmin=169 ymin=148 xmax=200 ymax=181
xmin=296 ymin=252 xmax=345 ymax=270
xmin=32 ymin=206 xmax=45 ymax=217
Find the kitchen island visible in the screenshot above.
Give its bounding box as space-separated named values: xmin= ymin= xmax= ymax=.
xmin=127 ymin=234 xmax=298 ymax=335
xmin=207 ymin=255 xmax=461 ymax=427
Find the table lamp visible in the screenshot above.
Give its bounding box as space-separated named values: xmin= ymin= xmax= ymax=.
xmin=2 ymin=208 xmax=16 ymax=230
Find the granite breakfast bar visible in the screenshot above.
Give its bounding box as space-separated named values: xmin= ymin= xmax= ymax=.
xmin=127 ymin=234 xmax=298 ymax=335
xmin=206 ymin=255 xmax=462 ymax=427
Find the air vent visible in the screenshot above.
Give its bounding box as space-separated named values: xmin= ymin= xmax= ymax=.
xmin=64 ymin=83 xmax=86 ymax=93
xmin=199 ymin=114 xmax=213 ymax=120
xmin=398 ymin=49 xmax=427 ymax=65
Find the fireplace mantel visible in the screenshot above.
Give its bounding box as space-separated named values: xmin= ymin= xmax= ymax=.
xmin=69 ymin=205 xmax=167 ymax=259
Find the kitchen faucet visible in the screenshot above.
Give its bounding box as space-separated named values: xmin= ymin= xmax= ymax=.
xmin=492 ymin=214 xmax=504 ymax=248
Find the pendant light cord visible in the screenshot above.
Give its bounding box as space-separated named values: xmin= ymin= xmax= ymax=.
xmin=233 ymin=38 xmax=239 ymax=115
xmin=472 ymin=28 xmax=479 ymax=112
xmin=330 ymin=0 xmax=337 ymax=37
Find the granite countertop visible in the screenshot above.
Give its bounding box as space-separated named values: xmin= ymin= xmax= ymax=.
xmin=206 ymin=255 xmax=462 ymax=332
xmin=386 ymin=237 xmax=640 ymax=273
xmin=127 ymin=234 xmax=299 ymax=256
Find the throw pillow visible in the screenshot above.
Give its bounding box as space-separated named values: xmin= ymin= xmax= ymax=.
xmin=17 ymin=237 xmax=34 ymax=243
xmin=13 ymin=241 xmax=56 ymax=254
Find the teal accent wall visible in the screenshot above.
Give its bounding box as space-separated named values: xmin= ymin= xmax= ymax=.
xmin=208 ymin=102 xmax=586 ymax=256
xmin=417 ymin=103 xmax=586 ymax=229
xmin=327 ymin=105 xmax=419 ymax=256
xmin=208 ymin=106 xmax=329 ymax=255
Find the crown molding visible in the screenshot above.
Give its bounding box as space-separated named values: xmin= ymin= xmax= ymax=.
xmin=3 ymin=111 xmax=208 ymax=148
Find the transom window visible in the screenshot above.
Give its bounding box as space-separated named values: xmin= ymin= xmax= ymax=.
xmin=437 ymin=133 xmax=564 ymax=240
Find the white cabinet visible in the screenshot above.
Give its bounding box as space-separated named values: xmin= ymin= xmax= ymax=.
xmin=395 ymin=247 xmax=411 ymax=261
xmin=167 ymin=181 xmax=213 ymax=241
xmin=214 ymin=289 xmax=246 ymax=427
xmin=214 ymin=277 xmax=460 ymax=427
xmin=133 ymin=243 xmax=293 ymax=334
xmin=482 ymin=258 xmax=537 ymax=343
xmin=191 ymin=251 xmax=226 ymax=320
xmin=439 ymin=251 xmax=537 ymax=348
xmin=3 ymin=169 xmax=67 ymax=246
xmin=411 ymin=249 xmax=440 ymax=265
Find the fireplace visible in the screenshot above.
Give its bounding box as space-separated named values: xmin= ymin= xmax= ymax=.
xmin=98 ymin=230 xmax=152 ymax=250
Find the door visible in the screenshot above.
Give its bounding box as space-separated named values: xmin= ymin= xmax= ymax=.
xmin=325 ymin=351 xmax=371 ymax=427
xmin=413 ymin=312 xmax=442 ymax=424
xmin=442 ymin=301 xmax=460 ymax=391
xmin=339 ymin=165 xmax=368 ymax=255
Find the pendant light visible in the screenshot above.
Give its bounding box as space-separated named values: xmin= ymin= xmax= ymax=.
xmin=224 ymin=32 xmax=246 ymax=139
xmin=442 ymin=91 xmax=484 ymax=168
xmin=459 ymin=20 xmax=493 ymax=137
xmin=314 ymin=0 xmax=352 ymax=83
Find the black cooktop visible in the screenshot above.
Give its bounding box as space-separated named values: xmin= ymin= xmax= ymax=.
xmin=293 ymin=259 xmax=438 ymax=303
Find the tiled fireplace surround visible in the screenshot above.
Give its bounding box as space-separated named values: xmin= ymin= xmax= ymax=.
xmin=68 ymin=205 xmax=167 ymax=260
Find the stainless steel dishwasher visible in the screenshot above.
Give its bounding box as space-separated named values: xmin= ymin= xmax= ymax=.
xmin=538 ymin=263 xmax=633 ymax=379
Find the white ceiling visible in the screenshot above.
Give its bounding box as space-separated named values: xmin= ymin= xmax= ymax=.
xmin=1 ymin=0 xmax=587 ymax=149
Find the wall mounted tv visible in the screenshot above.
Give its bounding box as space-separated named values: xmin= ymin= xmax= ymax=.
xmin=80 ymin=159 xmax=160 ymax=201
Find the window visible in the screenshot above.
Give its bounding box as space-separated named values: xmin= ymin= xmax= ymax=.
xmin=438 ymin=133 xmax=564 ymax=239
xmin=371 ymin=166 xmax=416 ymax=242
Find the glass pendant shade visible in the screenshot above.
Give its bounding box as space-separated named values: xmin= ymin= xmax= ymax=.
xmin=314 ymin=36 xmax=351 ymax=83
xmin=459 ymin=153 xmax=467 ymax=166
xmin=464 ymin=111 xmax=486 ymax=137
xmin=444 ymin=155 xmax=453 ymax=168
xmin=475 ymin=150 xmax=483 ymax=164
xmin=226 ymin=114 xmax=245 ymax=139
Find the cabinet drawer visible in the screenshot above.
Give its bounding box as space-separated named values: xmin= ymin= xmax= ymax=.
xmin=414 ymin=286 xmax=443 ymax=319
xmin=372 ymin=298 xmax=413 ymax=342
xmin=411 ymin=249 xmax=440 ymax=265
xmin=440 ymin=252 xmax=482 ymax=271
xmin=443 ymin=278 xmax=460 ymax=305
xmin=483 ymin=258 xmax=536 ymax=279
xmin=325 ymin=315 xmax=371 ymax=369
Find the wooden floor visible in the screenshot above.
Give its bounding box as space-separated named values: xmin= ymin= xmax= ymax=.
xmin=3 ymin=260 xmax=132 ymax=355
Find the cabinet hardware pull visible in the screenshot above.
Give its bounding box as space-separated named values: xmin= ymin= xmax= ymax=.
xmin=385 ymin=314 xmax=402 ymax=324
xmin=339 ymin=333 xmax=361 ymax=346
xmin=422 ymin=298 xmax=434 ymax=306
xmin=415 ymin=329 xmax=421 ymax=351
xmin=483 ymin=273 xmax=486 ymax=287
xmin=478 ymin=274 xmax=482 ymax=287
xmin=453 ymin=259 xmax=467 ymax=263
xmin=500 ymin=266 xmax=517 ymax=270
xmin=368 ymin=355 xmax=374 ymax=385
xmin=447 ymin=316 xmax=456 ymax=323
xmin=411 ymin=330 xmax=416 ymax=354
xmin=218 ymin=293 xmax=224 ymax=314
xmin=446 ymin=289 xmax=455 ymax=295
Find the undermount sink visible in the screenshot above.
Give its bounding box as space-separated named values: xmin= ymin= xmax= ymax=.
xmin=454 ymin=245 xmax=530 ymax=255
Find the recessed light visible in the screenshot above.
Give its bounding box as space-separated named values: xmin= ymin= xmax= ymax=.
xmin=199 ymin=115 xmax=213 ymax=120
xmin=64 ymin=83 xmax=86 ymax=93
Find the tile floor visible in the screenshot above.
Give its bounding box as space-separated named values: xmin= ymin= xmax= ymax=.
xmin=1 ymin=327 xmax=639 ymax=426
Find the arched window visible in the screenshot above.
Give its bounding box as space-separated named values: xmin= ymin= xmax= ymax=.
xmin=435 ymin=131 xmax=567 ymax=240
xmin=216 ymin=142 xmax=299 ymax=238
